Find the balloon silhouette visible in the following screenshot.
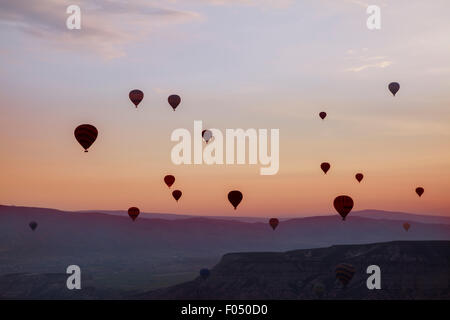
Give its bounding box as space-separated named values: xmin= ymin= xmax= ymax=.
xmin=202 ymin=130 xmax=213 ymax=143
xmin=388 ymin=82 xmax=400 ymax=96
xmin=269 ymin=218 xmax=279 ymax=230
xmin=228 ymin=190 xmax=243 ymax=210
xmin=416 ymin=187 xmax=424 ymax=197
xmin=129 ymin=89 xmax=144 ymax=107
xmin=403 ymin=222 xmax=410 ymax=232
xmin=199 ymin=268 xmax=210 ymax=280
xmin=335 ymin=263 xmax=356 ymax=287
xmin=74 ymin=124 xmax=98 ymax=152
xmin=313 ymin=283 xmax=325 ymax=298
xmin=355 ymin=173 xmax=364 ymax=183
xmin=168 ymin=95 xmax=181 ymax=111
xmin=172 ymin=190 xmax=182 ymax=202
xmin=29 ymin=221 xmax=38 ymax=231
xmin=164 ymin=175 xmax=175 ymax=188
xmin=321 ymin=162 xmax=330 ymax=174
xmin=128 ymin=207 xmax=140 ymax=221
xmin=319 ymin=112 xmax=327 ymax=120
xmin=333 ymin=195 xmax=354 ymax=220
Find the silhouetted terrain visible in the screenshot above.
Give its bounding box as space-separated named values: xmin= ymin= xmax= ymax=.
xmin=142 ymin=241 xmax=450 ymax=300
xmin=1 ymin=205 xmax=449 ymax=298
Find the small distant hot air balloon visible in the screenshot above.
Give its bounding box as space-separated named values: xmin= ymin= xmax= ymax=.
xmin=403 ymin=222 xmax=411 ymax=232
xmin=319 ymin=112 xmax=327 ymax=120
xmin=128 ymin=207 xmax=140 ymax=221
xmin=172 ymin=190 xmax=182 ymax=202
xmin=202 ymin=130 xmax=213 ymax=143
xmin=29 ymin=221 xmax=38 ymax=231
xmin=355 ymin=173 xmax=364 ymax=183
xmin=416 ymin=187 xmax=424 ymax=197
xmin=228 ymin=190 xmax=243 ymax=210
xmin=129 ymin=89 xmax=144 ymax=107
xmin=313 ymin=282 xmax=325 ymax=298
xmin=199 ymin=268 xmax=210 ymax=280
xmin=388 ymin=82 xmax=400 ymax=96
xmin=321 ymin=162 xmax=330 ymax=174
xmin=333 ymin=195 xmax=354 ymax=220
xmin=168 ymin=95 xmax=181 ymax=111
xmin=269 ymin=218 xmax=279 ymax=230
xmin=74 ymin=124 xmax=98 ymax=152
xmin=335 ymin=263 xmax=356 ymax=287
xmin=164 ymin=175 xmax=175 ymax=188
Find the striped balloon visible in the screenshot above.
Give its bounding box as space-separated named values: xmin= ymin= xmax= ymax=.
xmin=335 ymin=263 xmax=356 ymax=287
xmin=74 ymin=124 xmax=98 ymax=152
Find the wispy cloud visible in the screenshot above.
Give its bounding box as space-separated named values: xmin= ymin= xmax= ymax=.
xmin=0 ymin=0 xmax=201 ymax=59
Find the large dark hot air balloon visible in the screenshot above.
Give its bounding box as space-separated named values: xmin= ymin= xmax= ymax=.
xmin=29 ymin=221 xmax=38 ymax=231
xmin=202 ymin=130 xmax=213 ymax=143
xmin=355 ymin=173 xmax=364 ymax=183
xmin=335 ymin=263 xmax=356 ymax=287
xmin=228 ymin=190 xmax=243 ymax=210
xmin=269 ymin=218 xmax=279 ymax=230
xmin=129 ymin=89 xmax=144 ymax=107
xmin=74 ymin=124 xmax=98 ymax=152
xmin=172 ymin=190 xmax=182 ymax=202
xmin=199 ymin=268 xmax=210 ymax=280
xmin=403 ymin=222 xmax=410 ymax=232
xmin=319 ymin=112 xmax=327 ymax=120
xmin=128 ymin=207 xmax=140 ymax=221
xmin=416 ymin=187 xmax=424 ymax=197
xmin=321 ymin=162 xmax=330 ymax=174
xmin=388 ymin=82 xmax=400 ymax=96
xmin=168 ymin=95 xmax=181 ymax=111
xmin=164 ymin=175 xmax=175 ymax=188
xmin=333 ymin=195 xmax=354 ymax=220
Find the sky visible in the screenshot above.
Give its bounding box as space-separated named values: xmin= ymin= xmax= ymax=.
xmin=0 ymin=0 xmax=449 ymax=217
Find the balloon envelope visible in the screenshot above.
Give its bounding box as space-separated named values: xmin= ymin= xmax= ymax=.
xmin=321 ymin=162 xmax=330 ymax=174
xmin=228 ymin=190 xmax=243 ymax=210
xmin=388 ymin=82 xmax=400 ymax=96
xmin=29 ymin=221 xmax=38 ymax=231
xmin=129 ymin=89 xmax=144 ymax=107
xmin=416 ymin=187 xmax=424 ymax=197
xmin=333 ymin=195 xmax=354 ymax=220
xmin=128 ymin=207 xmax=140 ymax=221
xmin=319 ymin=112 xmax=327 ymax=120
xmin=168 ymin=95 xmax=181 ymax=111
xmin=74 ymin=124 xmax=98 ymax=152
xmin=269 ymin=218 xmax=279 ymax=230
xmin=172 ymin=190 xmax=182 ymax=202
xmin=355 ymin=173 xmax=364 ymax=183
xmin=199 ymin=268 xmax=210 ymax=280
xmin=202 ymin=129 xmax=213 ymax=143
xmin=335 ymin=263 xmax=356 ymax=287
xmin=403 ymin=222 xmax=410 ymax=232
xmin=164 ymin=175 xmax=175 ymax=188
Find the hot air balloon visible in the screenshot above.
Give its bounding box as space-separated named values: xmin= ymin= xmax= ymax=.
xmin=269 ymin=218 xmax=279 ymax=230
xmin=403 ymin=222 xmax=410 ymax=232
xmin=164 ymin=175 xmax=175 ymax=188
xmin=228 ymin=190 xmax=243 ymax=210
xmin=74 ymin=124 xmax=98 ymax=152
xmin=335 ymin=263 xmax=356 ymax=287
xmin=333 ymin=195 xmax=354 ymax=220
xmin=416 ymin=187 xmax=424 ymax=197
xmin=129 ymin=89 xmax=144 ymax=107
xmin=199 ymin=268 xmax=210 ymax=280
xmin=128 ymin=207 xmax=140 ymax=221
xmin=319 ymin=112 xmax=327 ymax=120
xmin=29 ymin=221 xmax=38 ymax=231
xmin=168 ymin=95 xmax=181 ymax=111
xmin=172 ymin=190 xmax=182 ymax=202
xmin=321 ymin=162 xmax=330 ymax=174
xmin=313 ymin=282 xmax=325 ymax=298
xmin=355 ymin=173 xmax=364 ymax=183
xmin=202 ymin=130 xmax=213 ymax=143
xmin=388 ymin=82 xmax=400 ymax=96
